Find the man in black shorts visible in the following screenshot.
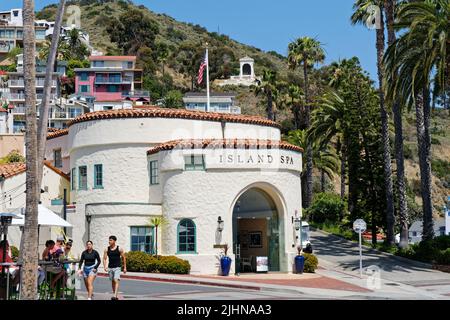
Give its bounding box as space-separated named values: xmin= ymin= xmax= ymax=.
xmin=103 ymin=235 xmax=126 ymax=300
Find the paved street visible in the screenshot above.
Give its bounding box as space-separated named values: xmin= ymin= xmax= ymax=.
xmin=77 ymin=276 xmax=313 ymax=300
xmin=310 ymin=228 xmax=450 ymax=299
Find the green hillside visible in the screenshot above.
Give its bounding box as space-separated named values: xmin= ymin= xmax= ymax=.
xmin=35 ymin=0 xmax=449 ymax=214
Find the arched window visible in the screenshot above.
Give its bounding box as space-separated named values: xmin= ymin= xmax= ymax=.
xmin=242 ymin=63 xmax=252 ymax=76
xmin=177 ymin=219 xmax=196 ymax=253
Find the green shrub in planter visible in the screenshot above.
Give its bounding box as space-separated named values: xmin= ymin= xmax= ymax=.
xmin=303 ymin=253 xmax=318 ymax=273
xmin=125 ymin=251 xmax=152 ymax=272
xmin=158 ymin=256 xmax=191 ymax=274
xmin=125 ymin=252 xmax=191 ymax=274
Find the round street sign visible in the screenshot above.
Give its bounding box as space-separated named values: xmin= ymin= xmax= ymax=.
xmin=353 ymin=219 xmax=367 ymax=233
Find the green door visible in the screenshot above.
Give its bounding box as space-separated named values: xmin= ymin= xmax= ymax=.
xmin=267 ymin=211 xmax=280 ymax=271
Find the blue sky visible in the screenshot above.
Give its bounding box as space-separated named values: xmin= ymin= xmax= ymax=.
xmin=1 ymin=0 xmax=378 ymax=80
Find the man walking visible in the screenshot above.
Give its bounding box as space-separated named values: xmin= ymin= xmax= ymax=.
xmin=103 ymin=235 xmax=126 ymax=300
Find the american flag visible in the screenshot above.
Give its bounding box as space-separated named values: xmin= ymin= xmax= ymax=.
xmin=197 ymin=53 xmax=207 ymax=85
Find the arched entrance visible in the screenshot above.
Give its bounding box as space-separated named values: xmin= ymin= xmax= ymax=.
xmin=242 ymin=63 xmax=252 ymax=76
xmin=232 ymin=188 xmax=282 ymax=273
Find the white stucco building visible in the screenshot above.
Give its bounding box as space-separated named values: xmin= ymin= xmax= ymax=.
xmin=44 ymin=107 xmax=303 ymax=275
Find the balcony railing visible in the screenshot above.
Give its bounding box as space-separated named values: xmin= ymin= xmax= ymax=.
xmin=8 ymin=80 xmax=57 ymax=87
xmin=122 ymin=90 xmax=150 ymax=98
xmin=7 ymin=93 xmax=57 ymax=101
xmin=95 ymin=77 xmax=122 ymax=84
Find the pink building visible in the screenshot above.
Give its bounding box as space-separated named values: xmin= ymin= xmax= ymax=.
xmin=74 ymin=56 xmax=150 ymax=111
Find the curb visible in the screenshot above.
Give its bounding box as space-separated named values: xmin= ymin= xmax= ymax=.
xmin=311 ymin=227 xmax=433 ymax=269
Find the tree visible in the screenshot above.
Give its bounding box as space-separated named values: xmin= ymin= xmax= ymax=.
xmin=64 ymin=28 xmax=89 ymax=60
xmin=156 ymin=42 xmax=170 ymax=76
xmin=288 ymin=36 xmax=325 ymax=208
xmin=287 ymin=130 xmax=339 ymax=194
xmin=164 ymin=90 xmax=183 ymax=108
xmin=285 ymin=84 xmax=304 ymax=130
xmin=252 ymin=69 xmax=278 ymax=121
xmin=148 ymin=216 xmax=168 ymax=256
xmin=384 ymin=0 xmax=449 ymax=241
xmin=351 ymin=0 xmax=396 ymax=245
xmin=384 ymin=0 xmax=409 ymax=248
xmin=310 ymin=58 xmax=387 ymax=244
xmin=107 ymin=8 xmax=159 ymax=55
xmin=0 ymin=150 xmax=25 ymax=164
xmin=20 ymin=0 xmax=39 ymax=300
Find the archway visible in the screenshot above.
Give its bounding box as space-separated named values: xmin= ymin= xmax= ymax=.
xmin=232 ymin=187 xmax=282 ymax=273
xmin=242 ymin=63 xmax=252 ymax=76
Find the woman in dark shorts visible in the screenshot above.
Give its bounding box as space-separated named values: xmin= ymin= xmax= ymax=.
xmin=78 ymin=240 xmax=101 ymax=300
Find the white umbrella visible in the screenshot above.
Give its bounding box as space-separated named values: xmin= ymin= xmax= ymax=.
xmin=11 ymin=204 xmax=72 ymax=227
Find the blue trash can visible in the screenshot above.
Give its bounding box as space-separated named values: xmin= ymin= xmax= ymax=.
xmin=295 ymin=255 xmax=305 ymax=274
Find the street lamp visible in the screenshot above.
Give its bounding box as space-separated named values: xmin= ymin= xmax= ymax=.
xmin=294 ymin=217 xmax=301 ymax=231
xmin=217 ymin=216 xmax=224 ymax=232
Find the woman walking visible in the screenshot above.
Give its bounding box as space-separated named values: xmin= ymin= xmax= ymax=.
xmin=78 ymin=240 xmax=101 ymax=300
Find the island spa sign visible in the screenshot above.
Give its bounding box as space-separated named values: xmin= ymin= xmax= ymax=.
xmin=207 ymin=149 xmax=302 ymax=172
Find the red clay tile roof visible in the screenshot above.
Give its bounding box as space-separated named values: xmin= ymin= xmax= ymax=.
xmin=147 ymin=139 xmax=303 ymax=155
xmin=68 ymin=108 xmax=280 ymax=129
xmin=43 ymin=161 xmax=70 ymax=180
xmin=89 ymin=56 xmax=136 ymax=61
xmin=0 ymin=163 xmax=26 ymax=179
xmin=47 ymin=128 xmax=69 ymax=140
xmin=0 ymin=162 xmax=69 ymax=181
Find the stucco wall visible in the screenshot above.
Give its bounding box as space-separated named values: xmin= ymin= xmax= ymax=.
xmin=68 ymin=117 xmax=280 ymax=152
xmin=0 ymin=134 xmax=24 ymax=157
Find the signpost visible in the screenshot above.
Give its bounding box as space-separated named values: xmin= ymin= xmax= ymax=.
xmin=353 ymin=219 xmax=367 ymax=278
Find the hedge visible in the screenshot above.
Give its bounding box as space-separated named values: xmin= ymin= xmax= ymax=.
xmin=125 ymin=251 xmax=190 ymax=274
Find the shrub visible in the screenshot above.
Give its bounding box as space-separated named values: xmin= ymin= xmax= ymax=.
xmin=10 ymin=246 xmax=19 ymax=261
xmin=125 ymin=251 xmax=152 ymax=272
xmin=306 ymin=193 xmax=346 ymax=223
xmin=436 ymin=248 xmax=450 ymax=265
xmin=303 ymin=253 xmax=318 ymax=273
xmin=432 ymin=235 xmax=450 ymax=251
xmin=158 ymin=256 xmax=191 ymax=274
xmin=125 ymin=252 xmax=190 ymax=274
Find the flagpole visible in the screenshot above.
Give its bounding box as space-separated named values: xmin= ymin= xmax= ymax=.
xmin=206 ymin=42 xmax=210 ymax=112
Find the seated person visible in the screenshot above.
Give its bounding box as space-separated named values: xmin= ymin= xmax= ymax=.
xmin=0 ymin=240 xmax=20 ymax=287
xmin=41 ymin=240 xmax=65 ymax=290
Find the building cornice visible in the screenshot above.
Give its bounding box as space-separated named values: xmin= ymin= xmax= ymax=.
xmin=67 ymin=108 xmax=281 ymax=129
xmin=147 ymin=139 xmax=303 ymax=155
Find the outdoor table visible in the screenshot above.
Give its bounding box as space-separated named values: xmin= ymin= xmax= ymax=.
xmin=0 ymin=262 xmax=22 ymax=300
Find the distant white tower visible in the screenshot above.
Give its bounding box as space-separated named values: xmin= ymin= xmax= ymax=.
xmin=239 ymin=56 xmax=255 ymax=80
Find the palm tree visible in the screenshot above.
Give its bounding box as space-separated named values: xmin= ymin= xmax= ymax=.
xmin=37 ymin=40 xmax=71 ymax=62
xmin=287 ymin=130 xmax=339 ymax=193
xmin=156 ymin=42 xmax=170 ymax=76
xmin=352 ymin=0 xmax=396 ymax=245
xmin=285 ymin=84 xmax=304 ymax=129
xmin=384 ymin=0 xmax=409 ymax=248
xmin=288 ymin=37 xmax=325 ymax=208
xmin=384 ymin=0 xmax=448 ymax=241
xmin=64 ymin=28 xmax=89 ymax=60
xmin=37 ymin=0 xmax=66 ymax=200
xmin=253 ymin=69 xmax=278 ymax=121
xmin=20 ymin=0 xmax=39 ymax=300
xmin=309 ymin=91 xmax=348 ymax=198
xmin=149 ymin=216 xmax=168 ymax=256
